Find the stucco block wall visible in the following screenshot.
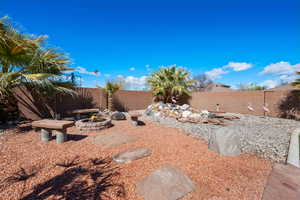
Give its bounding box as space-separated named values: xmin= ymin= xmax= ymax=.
xmin=13 ymin=87 xmax=297 ymax=120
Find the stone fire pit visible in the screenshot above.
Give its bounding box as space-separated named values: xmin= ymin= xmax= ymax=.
xmin=75 ymin=117 xmax=112 ymax=131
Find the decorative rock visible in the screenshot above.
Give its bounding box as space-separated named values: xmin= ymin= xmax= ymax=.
xmin=208 ymin=126 xmax=241 ymax=156
xmin=189 ymin=113 xmax=202 ymax=120
xmin=136 ymin=165 xmax=196 ymax=200
xmin=111 ymin=112 xmax=126 ymax=120
xmin=132 ymin=120 xmax=138 ymax=126
xmin=180 ymin=104 xmax=190 ymax=110
xmin=90 ymin=132 xmax=137 ymax=148
xmin=182 ymin=111 xmax=192 ymax=118
xmin=113 ymin=147 xmax=151 ymax=163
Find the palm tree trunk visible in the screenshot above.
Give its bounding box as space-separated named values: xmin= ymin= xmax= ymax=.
xmin=108 ymin=94 xmax=113 ymax=111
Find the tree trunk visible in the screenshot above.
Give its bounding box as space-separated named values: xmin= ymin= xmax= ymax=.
xmin=108 ymin=94 xmax=113 ymax=111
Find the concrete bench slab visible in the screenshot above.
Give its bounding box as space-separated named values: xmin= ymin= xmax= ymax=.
xmin=71 ymin=108 xmax=99 ymax=120
xmin=32 ymin=119 xmax=74 ymax=130
xmin=32 ymin=120 xmax=74 ymax=144
xmin=113 ymin=147 xmax=151 ymax=163
xmin=72 ymin=108 xmax=99 ymax=114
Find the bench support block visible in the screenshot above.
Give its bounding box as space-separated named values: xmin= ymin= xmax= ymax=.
xmin=55 ymin=129 xmax=67 ymax=144
xmin=41 ymin=128 xmax=52 ymax=142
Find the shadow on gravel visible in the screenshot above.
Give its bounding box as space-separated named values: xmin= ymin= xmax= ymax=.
xmin=20 ymin=157 xmax=126 ymax=200
xmin=66 ymin=134 xmax=88 ymax=141
xmin=0 ymin=166 xmax=39 ymax=199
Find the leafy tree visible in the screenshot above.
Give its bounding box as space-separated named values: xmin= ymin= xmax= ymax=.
xmin=104 ymin=81 xmax=122 ymax=111
xmin=292 ymin=71 xmax=300 ymax=88
xmin=236 ymin=83 xmax=266 ymax=91
xmin=147 ymin=65 xmax=194 ymax=103
xmin=192 ymin=74 xmax=213 ymax=92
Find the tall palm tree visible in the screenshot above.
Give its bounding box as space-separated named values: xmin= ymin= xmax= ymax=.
xmin=147 ymin=65 xmax=194 ymax=103
xmin=104 ymin=81 xmax=122 ymax=111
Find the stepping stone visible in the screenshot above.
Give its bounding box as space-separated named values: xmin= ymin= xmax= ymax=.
xmin=90 ymin=132 xmax=137 ymax=148
xmin=263 ymin=163 xmax=300 ymax=200
xmin=208 ymin=126 xmax=241 ymax=156
xmin=113 ymin=147 xmax=151 ymax=163
xmin=136 ymin=165 xmax=196 ymax=200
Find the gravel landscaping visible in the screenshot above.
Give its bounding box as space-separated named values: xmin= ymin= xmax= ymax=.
xmin=141 ymin=111 xmax=300 ymax=163
xmin=0 ymin=119 xmax=271 ymax=200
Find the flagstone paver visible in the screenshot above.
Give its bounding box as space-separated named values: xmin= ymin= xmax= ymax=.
xmin=136 ymin=165 xmax=196 ymax=200
xmin=113 ymin=147 xmax=151 ymax=163
xmin=262 ymin=163 xmax=300 ymax=200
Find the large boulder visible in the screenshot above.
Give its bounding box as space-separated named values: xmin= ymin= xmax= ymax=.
xmin=208 ymin=126 xmax=241 ymax=156
xmin=111 ymin=112 xmax=126 ymax=120
xmin=136 ymin=165 xmax=196 ymax=200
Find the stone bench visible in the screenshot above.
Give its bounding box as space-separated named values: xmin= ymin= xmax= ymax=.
xmin=71 ymin=108 xmax=100 ymax=120
xmin=32 ymin=119 xmax=74 ymax=144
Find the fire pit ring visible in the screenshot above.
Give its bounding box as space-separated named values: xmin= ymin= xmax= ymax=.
xmin=75 ymin=118 xmax=112 ymax=131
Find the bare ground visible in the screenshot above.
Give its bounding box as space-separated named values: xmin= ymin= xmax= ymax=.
xmin=0 ymin=119 xmax=272 ymax=200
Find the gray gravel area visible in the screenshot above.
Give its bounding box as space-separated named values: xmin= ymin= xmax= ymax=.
xmin=140 ymin=111 xmax=300 ymax=163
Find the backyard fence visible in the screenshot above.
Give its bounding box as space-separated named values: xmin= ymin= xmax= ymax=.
xmin=13 ymin=86 xmax=299 ymax=120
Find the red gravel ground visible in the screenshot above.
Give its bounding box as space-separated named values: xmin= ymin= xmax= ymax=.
xmin=0 ymin=119 xmax=272 ymax=200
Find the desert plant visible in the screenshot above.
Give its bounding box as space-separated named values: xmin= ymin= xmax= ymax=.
xmin=147 ymin=65 xmax=194 ymax=103
xmin=104 ymin=81 xmax=122 ymax=111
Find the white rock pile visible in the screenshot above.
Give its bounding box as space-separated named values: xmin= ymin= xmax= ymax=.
xmin=145 ymin=102 xmax=229 ymax=125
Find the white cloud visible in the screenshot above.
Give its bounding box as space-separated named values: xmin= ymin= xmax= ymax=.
xmin=258 ymin=62 xmax=300 ymax=87
xmin=260 ymin=61 xmax=300 ymax=75
xmin=116 ymin=75 xmax=148 ymax=90
xmin=67 ymin=66 xmax=100 ymax=76
xmin=224 ymin=62 xmax=252 ymax=71
xmin=129 ymin=67 xmax=135 ymax=71
xmin=104 ymin=74 xmax=111 ymax=78
xmin=205 ymin=68 xmax=229 ymax=80
xmin=204 ymin=61 xmax=252 ymax=80
xmin=259 ymin=80 xmax=278 ymax=88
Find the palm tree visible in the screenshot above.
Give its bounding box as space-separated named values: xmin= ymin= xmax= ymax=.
xmin=104 ymin=81 xmax=122 ymax=111
xmin=0 ymin=16 xmax=74 ymax=96
xmin=147 ymin=65 xmax=194 ymax=103
xmin=0 ymin=16 xmax=75 ymax=120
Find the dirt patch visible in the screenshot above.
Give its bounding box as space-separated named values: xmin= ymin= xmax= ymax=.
xmin=0 ymin=119 xmax=272 ymax=200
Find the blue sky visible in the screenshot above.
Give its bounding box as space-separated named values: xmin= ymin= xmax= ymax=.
xmin=1 ymin=0 xmax=300 ymax=89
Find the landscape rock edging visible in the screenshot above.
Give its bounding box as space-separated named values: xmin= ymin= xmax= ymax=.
xmin=141 ymin=111 xmax=300 ymax=163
